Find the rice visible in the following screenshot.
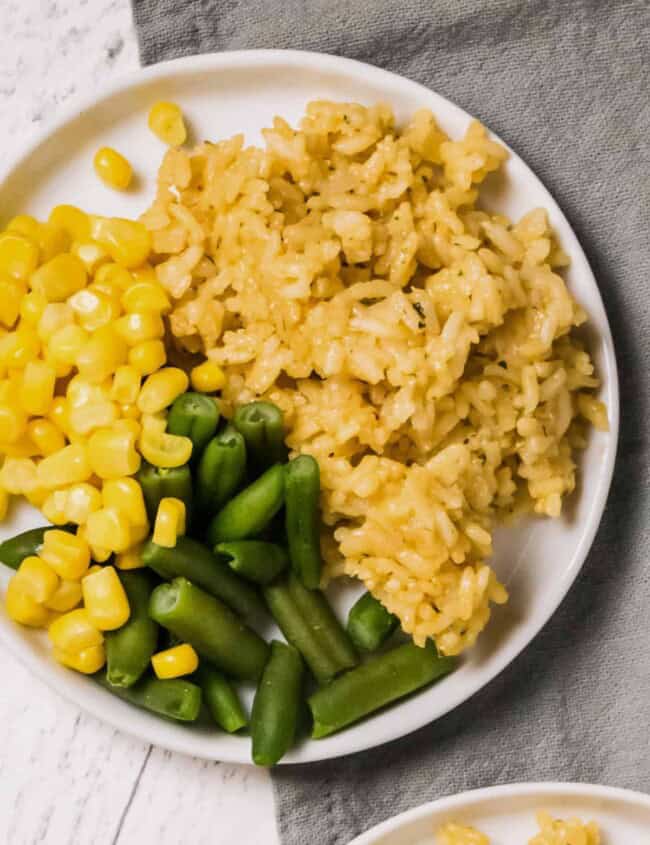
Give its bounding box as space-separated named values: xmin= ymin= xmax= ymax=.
xmin=142 ymin=100 xmax=607 ymax=655
xmin=436 ymin=812 xmax=601 ymax=844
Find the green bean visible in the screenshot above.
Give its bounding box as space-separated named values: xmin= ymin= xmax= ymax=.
xmin=196 ymin=665 xmax=248 ymax=733
xmin=105 ymin=570 xmax=158 ymax=688
xmin=0 ymin=525 xmax=73 ymax=570
xmin=284 ymin=454 xmax=322 ymax=589
xmin=142 ymin=535 xmax=265 ymax=620
xmin=206 ymin=464 xmax=285 ymax=546
xmin=136 ymin=462 xmax=193 ymax=523
xmin=309 ymin=643 xmax=456 ymax=738
xmin=347 ymin=591 xmax=399 ymax=652
xmin=251 ymin=640 xmax=303 ymax=766
xmin=97 ymin=672 xmax=202 ymax=722
xmin=149 ymin=577 xmax=269 ymax=681
xmin=232 ymin=401 xmax=287 ymax=471
xmin=288 ymin=573 xmax=357 ymax=673
xmin=167 ymin=392 xmax=220 ymax=459
xmin=215 ymin=541 xmax=288 ymax=585
xmin=196 ymin=425 xmax=247 ymax=515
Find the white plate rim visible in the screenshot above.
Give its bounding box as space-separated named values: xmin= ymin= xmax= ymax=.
xmin=0 ymin=48 xmax=620 ymax=764
xmin=349 ymin=782 xmax=650 ymax=843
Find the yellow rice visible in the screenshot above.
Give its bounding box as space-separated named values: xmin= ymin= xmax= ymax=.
xmin=142 ymin=100 xmax=607 ymax=655
xmin=436 ymin=810 xmax=601 ymax=844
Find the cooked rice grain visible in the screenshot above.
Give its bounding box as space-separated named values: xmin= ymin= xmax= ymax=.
xmin=143 ymin=101 xmax=607 ymax=655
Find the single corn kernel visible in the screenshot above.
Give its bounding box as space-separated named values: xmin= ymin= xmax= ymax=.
xmin=0 ymin=402 xmax=28 ymax=444
xmin=27 ymin=419 xmax=66 ymax=456
xmin=113 ymin=417 xmax=141 ymax=438
xmin=93 ymin=147 xmax=133 ymax=191
xmin=64 ymin=483 xmax=103 ymax=524
xmin=115 ymin=543 xmax=145 ymax=570
xmin=14 ymin=555 xmax=59 ymax=603
xmin=140 ymin=412 xmax=167 ymax=435
xmin=69 ymin=287 xmax=120 ymax=332
xmin=0 ymin=435 xmax=41 ymax=459
xmin=115 ymin=311 xmax=164 ymax=346
xmin=0 ymin=457 xmax=37 ymax=494
xmin=148 ymin=101 xmax=187 ymax=147
xmin=30 ymin=253 xmax=87 ymax=301
xmin=19 ymin=290 xmax=48 ymax=325
xmin=48 ymin=205 xmax=91 ymax=241
xmin=37 ymin=224 xmax=70 ymax=262
xmin=86 ymin=507 xmax=132 ymax=553
xmin=151 ymin=643 xmax=198 ymax=679
xmin=0 ymin=232 xmax=40 ymax=280
xmin=77 ymin=326 xmax=128 ymax=383
xmin=121 ymin=281 xmax=171 ymax=314
xmin=41 ymin=490 xmax=69 ymax=525
xmin=82 ymin=564 xmax=130 ymax=630
xmin=190 ymin=361 xmax=226 ymax=393
xmin=44 ymin=578 xmax=82 ymax=612
xmin=5 ymin=577 xmax=51 ymax=627
xmin=68 ymin=399 xmax=119 ymax=436
xmin=53 ymin=643 xmax=106 ymax=674
xmin=48 ymin=396 xmax=69 ymax=431
xmin=119 ymin=403 xmax=141 ymax=421
xmin=0 ymin=275 xmax=26 ymax=327
xmin=40 ymin=529 xmax=91 ymax=579
xmin=76 ymin=524 xmax=112 ymax=563
xmin=129 ymin=339 xmax=166 ymax=376
xmin=65 ymin=374 xmax=110 ymax=408
xmin=7 ymin=214 xmax=41 ymax=240
xmin=93 ymin=218 xmax=151 ymax=269
xmin=48 ymin=323 xmax=89 ymax=369
xmin=37 ymin=443 xmax=91 ymax=488
xmin=20 ymin=360 xmax=57 ymax=416
xmin=0 ymin=486 xmax=9 ymax=520
xmin=0 ymin=329 xmax=40 ymax=368
xmin=139 ymin=429 xmax=192 ymax=468
xmin=94 ymin=262 xmax=134 ymax=290
xmin=87 ymin=427 xmax=141 ymax=479
xmin=102 ymin=477 xmax=148 ymax=529
xmin=152 ymin=497 xmax=186 ymax=548
xmin=137 ymin=367 xmax=189 ymax=414
xmin=49 ymin=607 xmax=103 ymax=651
xmin=110 ymin=366 xmax=141 ymax=405
xmin=70 ymin=240 xmax=110 ymax=274
xmin=25 ymin=482 xmax=49 ymax=508
xmin=37 ymin=303 xmax=74 ymax=342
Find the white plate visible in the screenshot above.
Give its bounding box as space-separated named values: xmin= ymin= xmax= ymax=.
xmin=0 ymin=50 xmax=619 ymax=764
xmin=349 ymin=783 xmax=650 ymax=844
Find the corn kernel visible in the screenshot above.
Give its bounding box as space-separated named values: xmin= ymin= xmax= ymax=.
xmin=115 ymin=543 xmax=145 ymax=570
xmin=94 ymin=262 xmax=134 ymax=290
xmin=110 ymin=366 xmax=141 ymax=405
xmin=48 ymin=324 xmax=89 ymax=369
xmin=152 ymin=497 xmax=186 ymax=547
xmin=113 ymin=417 xmax=141 ymax=438
xmin=0 ymin=435 xmax=40 ymax=459
xmin=7 ymin=214 xmax=41 ymax=240
xmin=15 ymin=555 xmax=59 ymax=603
xmin=0 ymin=231 xmax=40 ymax=280
xmin=5 ymin=577 xmax=51 ymax=627
xmin=49 ymin=607 xmax=103 ymax=651
xmin=121 ymin=281 xmax=171 ymax=314
xmin=69 ymin=287 xmax=120 ymax=332
xmin=48 ymin=205 xmax=91 ymax=241
xmin=27 ymin=418 xmax=66 ymax=456
xmin=102 ymin=477 xmax=148 ymax=528
xmin=82 ymin=564 xmax=130 ymax=630
xmin=19 ymin=290 xmax=48 ymax=325
xmin=151 ymin=643 xmax=198 ymax=679
xmin=64 ymin=483 xmax=103 ymax=524
xmin=115 ymin=311 xmax=164 ymax=346
xmin=0 ymin=402 xmax=28 ymax=443
xmin=43 ymin=578 xmax=82 ymax=612
xmin=40 ymin=529 xmax=91 ymax=579
xmin=37 ymin=224 xmax=70 ymax=262
xmin=139 ymin=429 xmax=193 ymax=468
xmin=31 ymin=253 xmax=87 ymax=301
xmin=190 ymin=361 xmax=226 ymax=393
xmin=25 ymin=482 xmax=49 ymax=508
xmin=0 ymin=275 xmax=26 ymax=327
xmin=0 ymin=457 xmax=37 ymax=494
xmin=77 ymin=326 xmax=128 ymax=383
xmin=36 ymin=303 xmax=74 ymax=342
xmin=37 ymin=443 xmax=91 ymax=488
xmin=41 ymin=490 xmax=69 ymax=525
xmin=0 ymin=329 xmax=40 ymax=368
xmin=20 ymin=360 xmax=56 ymax=416
xmin=48 ymin=396 xmax=69 ymax=431
xmin=129 ymin=339 xmax=166 ymax=375
xmin=86 ymin=507 xmax=132 ymax=553
xmin=140 ymin=412 xmax=167 ymax=435
xmin=148 ymin=101 xmax=187 ymax=147
xmin=93 ymin=147 xmax=133 ymax=191
xmin=70 ymin=240 xmax=110 ymax=274
xmin=87 ymin=427 xmax=141 ymax=478
xmin=137 ymin=367 xmax=189 ymax=414
xmin=76 ymin=523 xmax=112 ymax=563
xmin=0 ymin=487 xmax=9 ymax=520
xmin=69 ymin=399 xmax=119 ymax=436
xmin=93 ymin=217 xmax=151 ymax=269
xmin=53 ymin=643 xmax=106 ymax=674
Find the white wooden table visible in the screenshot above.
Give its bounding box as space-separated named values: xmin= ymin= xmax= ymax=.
xmin=0 ymin=3 xmax=279 ymax=842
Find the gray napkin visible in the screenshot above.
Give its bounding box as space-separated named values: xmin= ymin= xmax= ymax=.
xmin=131 ymin=1 xmax=649 ymax=842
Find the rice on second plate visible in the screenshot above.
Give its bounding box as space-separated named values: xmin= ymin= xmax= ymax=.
xmin=436 ymin=810 xmax=601 ymax=844
xmin=142 ymin=101 xmax=607 ymax=656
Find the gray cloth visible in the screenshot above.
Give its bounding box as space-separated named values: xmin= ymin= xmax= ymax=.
xmin=131 ymin=1 xmax=649 ymax=842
